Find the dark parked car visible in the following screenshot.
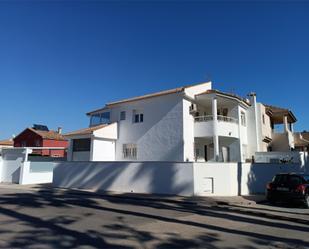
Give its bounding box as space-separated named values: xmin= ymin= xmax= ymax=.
xmin=266 ymin=173 xmax=309 ymax=208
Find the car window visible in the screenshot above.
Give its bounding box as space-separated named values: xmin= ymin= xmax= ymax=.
xmin=273 ymin=175 xmax=288 ymax=184
xmin=289 ymin=176 xmax=302 ymax=185
xmin=303 ymin=176 xmax=309 ymax=183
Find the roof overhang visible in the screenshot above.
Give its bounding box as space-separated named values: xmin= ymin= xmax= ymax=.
xmin=195 ymin=90 xmax=251 ymax=109
xmin=86 ymin=81 xmax=212 ymax=116
xmin=265 ymin=105 xmax=297 ymax=124
xmin=64 ymin=123 xmax=118 ymax=140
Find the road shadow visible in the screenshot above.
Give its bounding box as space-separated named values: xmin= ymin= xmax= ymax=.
xmin=0 ymin=185 xmax=308 ymax=249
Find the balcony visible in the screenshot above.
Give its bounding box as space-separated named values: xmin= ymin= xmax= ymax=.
xmin=194 ymin=115 xmax=239 ymax=138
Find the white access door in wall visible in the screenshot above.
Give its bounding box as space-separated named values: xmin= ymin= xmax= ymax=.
xmin=201 ymin=177 xmax=214 ymax=194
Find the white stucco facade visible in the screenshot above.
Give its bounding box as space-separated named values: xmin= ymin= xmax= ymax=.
xmin=65 ymin=81 xmax=299 ymax=163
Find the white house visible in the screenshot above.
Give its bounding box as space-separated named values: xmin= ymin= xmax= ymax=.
xmin=65 ymin=81 xmax=298 ymax=162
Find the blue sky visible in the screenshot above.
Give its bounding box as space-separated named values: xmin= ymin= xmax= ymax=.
xmin=0 ymin=1 xmax=308 ymax=139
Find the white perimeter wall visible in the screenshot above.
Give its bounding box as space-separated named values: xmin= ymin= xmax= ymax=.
xmin=0 ymin=149 xmax=25 ymax=183
xmin=193 ymin=163 xmax=239 ymax=196
xmin=240 ymin=163 xmax=306 ymax=195
xmin=52 ymin=161 xmax=308 ymax=196
xmin=53 ymin=161 xmax=194 ymax=196
xmin=72 ymin=151 xmax=90 ymax=161
xmin=19 ymin=161 xmax=54 ymax=185
xmin=0 ymin=149 xmax=54 ymax=184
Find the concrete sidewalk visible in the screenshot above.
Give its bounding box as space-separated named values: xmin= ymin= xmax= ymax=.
xmin=0 ymin=183 xmax=265 ymax=206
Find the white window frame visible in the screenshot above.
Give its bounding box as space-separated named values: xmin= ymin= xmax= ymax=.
xmin=120 ymin=111 xmax=126 ymax=121
xmin=133 ymin=110 xmax=144 ymax=123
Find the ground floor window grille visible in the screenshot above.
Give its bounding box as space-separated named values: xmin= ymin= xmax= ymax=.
xmin=123 ymin=144 xmax=137 ymax=159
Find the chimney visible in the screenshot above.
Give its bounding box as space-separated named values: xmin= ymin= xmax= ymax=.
xmin=57 ymin=127 xmax=62 ymax=134
xmin=248 ymin=92 xmax=257 ymax=106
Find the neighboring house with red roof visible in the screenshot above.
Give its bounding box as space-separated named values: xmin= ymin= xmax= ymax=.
xmin=0 ymin=139 xmax=13 ymax=148
xmin=14 ymin=125 xmax=68 ymax=157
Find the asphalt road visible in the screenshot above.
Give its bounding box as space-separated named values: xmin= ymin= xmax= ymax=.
xmin=0 ymin=184 xmax=308 ymax=249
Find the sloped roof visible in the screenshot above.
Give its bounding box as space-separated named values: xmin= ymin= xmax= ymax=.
xmin=29 ymin=128 xmax=67 ymax=140
xmin=264 ymin=104 xmax=297 ymax=123
xmin=86 ymin=81 xmax=211 ymax=115
xmin=14 ymin=128 xmax=67 ymax=141
xmin=0 ymin=139 xmax=13 ymax=146
xmin=64 ymin=124 xmax=109 ymax=137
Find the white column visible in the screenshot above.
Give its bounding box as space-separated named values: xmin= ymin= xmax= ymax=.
xmin=250 ymin=93 xmax=260 ymax=152
xmin=23 ymin=148 xmax=32 ymax=162
xmin=283 ymin=116 xmax=289 ymax=132
xmin=237 ymin=105 xmax=243 ymax=162
xmin=212 ymin=97 xmax=219 ymax=161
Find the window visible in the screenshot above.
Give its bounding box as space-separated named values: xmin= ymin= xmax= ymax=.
xmin=262 ymin=114 xmax=265 ymax=124
xmin=122 ymin=144 xmax=137 ymax=159
xmin=100 ymin=112 xmax=110 ymax=124
xmin=240 ymin=112 xmax=246 ymax=126
xmin=273 ymin=174 xmax=288 ymax=184
xmin=90 ymin=114 xmax=101 ymax=126
xmin=289 ymin=176 xmax=302 ymax=185
xmin=90 ymin=112 xmax=111 ymax=126
xmin=120 ymin=111 xmax=126 ymax=121
xmin=133 ymin=112 xmax=144 ymax=123
xmin=73 ymin=138 xmax=91 ymax=152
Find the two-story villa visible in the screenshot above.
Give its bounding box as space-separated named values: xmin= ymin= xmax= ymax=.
xmin=65 ymin=81 xmax=297 ymax=162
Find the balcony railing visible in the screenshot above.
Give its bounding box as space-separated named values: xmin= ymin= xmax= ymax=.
xmin=194 ymin=115 xmax=238 ymax=124
xmin=194 ymin=115 xmax=213 ymax=122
